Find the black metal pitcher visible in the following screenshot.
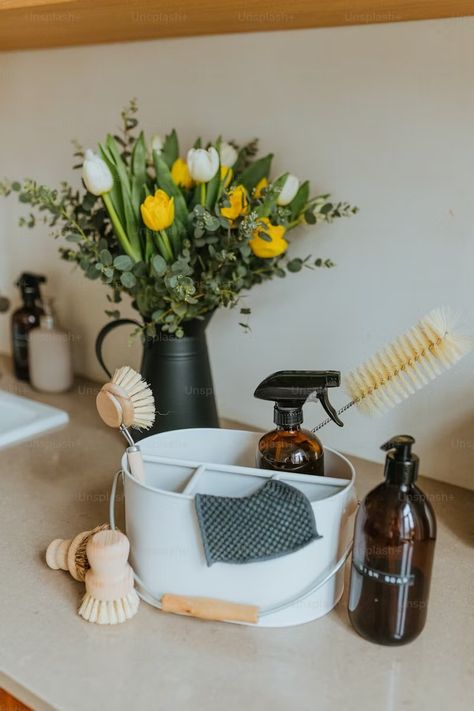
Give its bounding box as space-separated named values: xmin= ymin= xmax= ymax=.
xmin=95 ymin=314 xmax=219 ymax=437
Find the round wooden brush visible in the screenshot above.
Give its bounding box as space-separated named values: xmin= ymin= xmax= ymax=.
xmin=78 ymin=529 xmax=139 ymax=625
xmin=313 ymin=307 xmax=471 ymax=431
xmin=96 ymin=366 xmax=156 ymax=481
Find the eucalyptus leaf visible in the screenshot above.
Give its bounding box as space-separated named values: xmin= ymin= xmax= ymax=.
xmin=120 ymin=271 xmax=137 ymax=288
xmin=100 ymin=249 xmax=113 ymax=266
xmin=152 ymin=254 xmax=167 ymax=276
xmin=114 ymin=255 xmax=133 ymax=271
xmin=65 ymin=233 xmax=82 ymax=243
xmin=287 ymin=258 xmax=303 ymax=273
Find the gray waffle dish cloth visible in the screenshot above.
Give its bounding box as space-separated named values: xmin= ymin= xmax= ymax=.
xmin=194 ymin=478 xmax=322 ymax=567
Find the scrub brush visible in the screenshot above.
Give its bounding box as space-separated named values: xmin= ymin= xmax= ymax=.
xmin=313 ymin=307 xmax=471 ymax=431
xmin=46 ymin=524 xmax=110 ymax=581
xmin=78 ymin=529 xmax=139 ymax=625
xmin=96 ymin=366 xmax=155 ymax=481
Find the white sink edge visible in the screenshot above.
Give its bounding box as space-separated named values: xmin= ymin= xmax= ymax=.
xmin=0 ymin=389 xmax=69 ymax=449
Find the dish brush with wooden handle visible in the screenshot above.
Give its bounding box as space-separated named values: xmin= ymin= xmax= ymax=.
xmin=78 ymin=529 xmax=139 ymax=624
xmin=313 ymin=307 xmax=471 ymax=431
xmin=46 ymin=524 xmax=110 ymax=581
xmin=96 ymin=366 xmax=156 ymax=482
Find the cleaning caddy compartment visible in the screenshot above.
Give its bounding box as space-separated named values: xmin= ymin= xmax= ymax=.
xmin=113 ymin=428 xmax=357 ymax=628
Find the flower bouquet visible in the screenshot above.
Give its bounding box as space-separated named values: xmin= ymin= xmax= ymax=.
xmin=0 ymin=100 xmax=357 ymax=339
xmin=1 ymin=100 xmax=357 ymax=432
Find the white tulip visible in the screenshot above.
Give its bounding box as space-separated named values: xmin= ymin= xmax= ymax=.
xmin=277 ymin=174 xmax=300 ymax=206
xmin=82 ymin=149 xmax=113 ymax=196
xmin=187 ymin=146 xmax=220 ymax=183
xmin=219 ymin=141 xmax=238 ymax=167
xmin=151 ymin=134 xmax=164 ymax=154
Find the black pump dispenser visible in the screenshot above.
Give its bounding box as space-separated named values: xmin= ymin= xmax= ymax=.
xmin=17 ymin=272 xmax=46 ymax=305
xmin=254 ymin=370 xmax=342 ymax=476
xmin=381 ymin=434 xmax=419 ymax=485
xmin=348 ymin=434 xmax=436 ymax=645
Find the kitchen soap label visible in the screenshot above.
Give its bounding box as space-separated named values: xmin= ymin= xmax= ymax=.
xmin=352 ymin=559 xmax=415 ymax=586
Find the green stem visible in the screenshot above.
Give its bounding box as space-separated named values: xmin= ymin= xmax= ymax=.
xmin=155 ymin=231 xmax=173 ymax=262
xmin=160 ymin=229 xmax=174 ymax=262
xmin=59 ymin=208 xmax=89 ymax=242
xmin=145 ymin=232 xmax=156 ymax=262
xmin=102 ymin=193 xmax=140 ymax=262
xmin=200 ymin=182 xmax=206 ymax=206
xmin=287 ymin=216 xmax=304 ymax=230
xmin=154 ymin=233 xmax=168 ymax=262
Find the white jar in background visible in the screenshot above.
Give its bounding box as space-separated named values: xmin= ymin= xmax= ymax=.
xmin=29 ymin=299 xmax=73 ymax=393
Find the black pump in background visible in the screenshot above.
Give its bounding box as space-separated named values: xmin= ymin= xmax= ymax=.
xmin=254 ymin=370 xmax=344 ymax=428
xmin=16 ymin=272 xmax=46 ymax=304
xmin=381 ymin=434 xmax=419 ymax=485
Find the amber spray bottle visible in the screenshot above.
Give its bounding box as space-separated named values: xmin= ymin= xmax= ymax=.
xmin=253 ymin=370 xmax=343 ymax=476
xmin=348 ymin=435 xmax=436 ymax=645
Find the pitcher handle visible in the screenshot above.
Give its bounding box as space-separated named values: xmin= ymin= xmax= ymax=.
xmin=95 ymin=318 xmax=142 ymax=378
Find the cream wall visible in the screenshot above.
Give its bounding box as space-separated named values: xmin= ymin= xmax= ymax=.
xmin=0 ymin=18 xmax=473 ymax=488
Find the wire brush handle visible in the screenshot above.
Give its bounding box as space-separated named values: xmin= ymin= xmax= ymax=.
xmin=312 ymin=401 xmax=356 ymax=432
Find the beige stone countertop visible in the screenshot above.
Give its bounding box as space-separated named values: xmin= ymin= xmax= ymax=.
xmin=0 ymin=357 xmax=472 ymax=711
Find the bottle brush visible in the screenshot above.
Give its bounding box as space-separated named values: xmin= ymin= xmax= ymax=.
xmin=313 ymin=307 xmax=471 ymax=430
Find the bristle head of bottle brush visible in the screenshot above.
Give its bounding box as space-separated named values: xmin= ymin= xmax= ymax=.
xmin=344 ymin=307 xmax=471 ymax=416
xmin=96 ymin=366 xmax=155 ymax=430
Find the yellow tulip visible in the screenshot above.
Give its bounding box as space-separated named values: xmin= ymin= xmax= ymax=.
xmin=140 ymin=189 xmax=174 ymax=231
xmin=220 ymin=164 xmax=233 ymax=187
xmin=220 ymin=185 xmax=249 ymax=221
xmin=253 ymin=177 xmax=269 ymax=199
xmin=249 ymin=218 xmax=288 ymax=258
xmin=171 ymin=158 xmax=193 ymax=189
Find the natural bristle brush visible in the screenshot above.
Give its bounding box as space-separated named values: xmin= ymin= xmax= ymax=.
xmin=96 ymin=366 xmax=156 ymax=481
xmin=313 ymin=307 xmax=471 ymax=431
xmin=78 ymin=530 xmax=139 ymax=625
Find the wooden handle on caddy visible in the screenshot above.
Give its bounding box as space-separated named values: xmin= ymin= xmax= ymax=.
xmin=161 ymin=593 xmax=259 ymax=624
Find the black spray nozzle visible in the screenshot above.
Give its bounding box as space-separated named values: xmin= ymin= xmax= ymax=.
xmin=381 ymin=435 xmax=418 ymax=483
xmin=16 ymin=272 xmax=46 ymax=301
xmin=254 ymin=370 xmax=343 ymax=428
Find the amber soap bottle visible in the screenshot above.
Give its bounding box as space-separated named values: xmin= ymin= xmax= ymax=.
xmin=348 ymin=435 xmax=436 ymax=645
xmin=11 ymin=272 xmax=46 ymax=381
xmin=253 ymin=370 xmax=343 ymax=476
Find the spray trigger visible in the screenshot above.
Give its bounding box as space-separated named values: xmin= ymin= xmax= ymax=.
xmin=317 ymin=389 xmax=344 ymax=427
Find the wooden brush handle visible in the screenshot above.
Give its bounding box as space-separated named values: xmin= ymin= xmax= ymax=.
xmin=46 ymin=531 xmax=89 ymax=581
xmin=46 ymin=538 xmax=72 ymax=571
xmin=161 ymin=594 xmax=259 ymax=624
xmin=85 ymin=530 xmax=134 ymax=601
xmin=127 ymin=447 xmax=145 ymax=482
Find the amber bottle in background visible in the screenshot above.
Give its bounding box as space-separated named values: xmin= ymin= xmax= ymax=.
xmin=348 ymin=435 xmax=436 ymax=645
xmin=11 ymin=273 xmax=46 ymax=381
xmin=253 ymin=370 xmax=343 ymax=476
